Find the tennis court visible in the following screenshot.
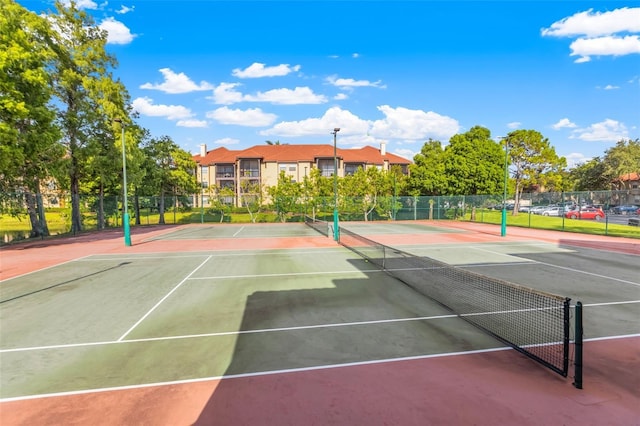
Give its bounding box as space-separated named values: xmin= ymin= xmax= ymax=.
xmin=0 ymin=221 xmax=638 ymax=425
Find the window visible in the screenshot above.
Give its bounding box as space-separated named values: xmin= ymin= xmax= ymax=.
xmin=220 ymin=181 xmax=235 ymax=190
xmin=240 ymin=159 xmax=259 ymax=177
xmin=318 ymin=159 xmax=334 ymax=177
xmin=279 ymin=163 xmax=297 ymax=172
xmin=345 ymin=163 xmax=364 ymax=176
xmin=217 ymin=165 xmax=234 ymax=178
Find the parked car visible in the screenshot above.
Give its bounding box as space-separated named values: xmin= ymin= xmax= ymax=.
xmin=542 ymin=206 xmax=564 ymax=216
xmin=612 ymin=205 xmax=639 ymax=214
xmin=530 ymin=205 xmax=549 ymax=215
xmin=564 ymin=207 xmax=605 ymax=221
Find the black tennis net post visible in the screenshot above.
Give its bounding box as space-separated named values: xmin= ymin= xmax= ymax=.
xmin=573 ymin=301 xmax=583 ymax=389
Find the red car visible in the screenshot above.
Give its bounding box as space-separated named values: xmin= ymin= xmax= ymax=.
xmin=565 ymin=207 xmax=605 ymax=221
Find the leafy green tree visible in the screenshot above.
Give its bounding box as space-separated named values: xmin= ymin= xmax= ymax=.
xmin=504 ymin=129 xmax=566 ymax=213
xmin=378 ymin=165 xmax=406 ymax=219
xmin=603 ymin=139 xmax=640 ymax=189
xmin=569 ymin=158 xmax=609 ymax=191
xmin=0 ymin=0 xmax=63 ymax=236
xmin=208 ymin=184 xmax=235 ymax=223
xmin=443 ymin=126 xmax=504 ymax=195
xmin=141 ymin=135 xmax=197 ymax=224
xmin=341 ymin=166 xmax=391 ymax=221
xmin=268 ymin=171 xmax=302 ymax=222
xmin=407 ymin=139 xmax=447 ymax=195
xmin=47 ymin=0 xmax=120 ymax=233
xmin=301 ymin=167 xmax=332 ymax=219
xmin=239 ymin=179 xmax=264 ymax=223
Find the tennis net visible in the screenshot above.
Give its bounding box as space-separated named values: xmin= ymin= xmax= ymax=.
xmin=338 ymin=226 xmax=572 ymax=377
xmin=304 ymin=215 xmax=331 ymax=237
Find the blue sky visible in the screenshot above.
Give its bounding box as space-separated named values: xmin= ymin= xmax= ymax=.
xmin=18 ymin=1 xmax=640 ymax=167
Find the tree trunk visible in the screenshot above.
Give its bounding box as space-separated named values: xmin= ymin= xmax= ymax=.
xmin=97 ymin=184 xmax=105 ymax=230
xmin=36 ymin=192 xmax=50 ymax=237
xmin=134 ymin=192 xmax=141 ymax=225
xmin=25 ymin=192 xmax=41 ymax=238
xmin=158 ymin=190 xmax=166 ymax=224
xmin=70 ymin=155 xmax=83 ymax=234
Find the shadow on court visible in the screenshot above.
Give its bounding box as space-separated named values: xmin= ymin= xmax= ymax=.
xmin=191 ymin=257 xmax=541 ymax=425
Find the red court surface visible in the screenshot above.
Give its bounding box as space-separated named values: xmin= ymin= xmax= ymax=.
xmin=1 ymin=222 xmax=639 ymax=425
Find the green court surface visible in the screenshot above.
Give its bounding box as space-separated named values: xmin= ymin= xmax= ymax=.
xmin=1 ymin=223 xmax=638 ymax=400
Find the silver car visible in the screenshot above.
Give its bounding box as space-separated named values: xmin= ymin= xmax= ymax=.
xmin=542 ymin=206 xmax=564 ymax=216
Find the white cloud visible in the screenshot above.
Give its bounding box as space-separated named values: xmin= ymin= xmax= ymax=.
xmin=61 ymin=0 xmax=98 ymax=9
xmin=541 ymin=7 xmax=640 ymax=38
xmin=210 ymin=84 xmax=327 ymax=105
xmin=214 ymin=137 xmax=240 ymax=145
xmin=552 ymin=118 xmax=577 ymax=129
xmin=99 ymin=17 xmax=136 ymax=45
xmin=177 ymin=119 xmax=208 ymax=128
xmin=260 ymin=106 xmax=369 ymax=137
xmin=370 ymin=106 xmax=460 ymax=141
xmin=507 ymin=122 xmax=521 ymax=129
xmin=569 ymin=35 xmax=640 ymax=62
xmin=206 ymin=107 xmax=277 ymax=127
xmin=603 ymin=84 xmax=620 ymax=90
xmin=542 ymin=8 xmax=640 ymax=62
xmin=116 ymin=5 xmax=134 ymax=14
xmin=232 ymin=62 xmax=301 ymax=78
xmin=392 ymin=148 xmax=417 ymax=161
xmin=565 ymin=152 xmax=592 ymax=168
xmin=334 ymin=93 xmax=348 ymax=100
xmin=352 ymin=53 xmax=360 ymax=58
xmin=245 ymin=87 xmax=327 ymax=105
xmin=141 ymin=68 xmax=213 ymax=94
xmin=571 ymin=118 xmax=628 ymax=142
xmin=210 ymin=83 xmax=245 ymax=105
xmin=131 ymin=97 xmax=193 ymax=120
xmin=326 ymin=75 xmax=386 ymax=89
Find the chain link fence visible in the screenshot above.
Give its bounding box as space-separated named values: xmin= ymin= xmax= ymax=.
xmin=2 ymin=190 xmax=639 ymax=243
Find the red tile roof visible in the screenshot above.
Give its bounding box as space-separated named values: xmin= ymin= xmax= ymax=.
xmin=616 ymin=172 xmax=639 ymax=181
xmin=194 ymin=144 xmax=412 ymax=165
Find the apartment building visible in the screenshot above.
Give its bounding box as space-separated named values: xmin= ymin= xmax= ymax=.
xmin=193 ymin=142 xmax=411 ymax=206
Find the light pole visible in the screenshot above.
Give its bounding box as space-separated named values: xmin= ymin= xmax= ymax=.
xmin=331 ymin=128 xmax=340 ymax=241
xmin=501 ymin=137 xmax=509 ymax=237
xmin=200 ymin=165 xmax=204 ymax=224
xmin=114 ymin=118 xmax=132 ymax=246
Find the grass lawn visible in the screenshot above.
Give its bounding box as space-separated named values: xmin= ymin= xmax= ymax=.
xmin=469 ymin=209 xmax=640 ymax=239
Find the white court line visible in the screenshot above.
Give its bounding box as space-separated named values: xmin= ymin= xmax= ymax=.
xmin=470 ymin=246 xmax=640 ymax=287
xmin=232 ymin=226 xmax=245 ymax=237
xmin=189 ymin=269 xmax=383 ymax=280
xmin=535 ymin=260 xmax=640 ymax=287
xmin=0 ymin=255 xmax=92 ymax=284
xmin=0 ymin=313 xmax=458 ymax=354
xmin=4 ymin=299 xmax=638 ymax=354
xmin=3 ymin=332 xmax=639 ymax=403
xmin=77 ymin=248 xmax=346 ymax=262
xmin=582 ymin=300 xmax=640 ymax=307
xmin=116 ymin=256 xmax=212 ymax=341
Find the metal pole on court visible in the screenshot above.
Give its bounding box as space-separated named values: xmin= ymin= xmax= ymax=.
xmin=115 ymin=118 xmax=132 ymax=246
xmin=332 ymin=128 xmax=341 ymax=242
xmin=501 ymin=137 xmax=509 ymax=237
xmin=200 ymin=165 xmax=204 ymax=224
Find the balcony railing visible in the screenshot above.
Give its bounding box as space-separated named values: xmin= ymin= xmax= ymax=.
xmin=240 ymin=170 xmax=260 ymax=178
